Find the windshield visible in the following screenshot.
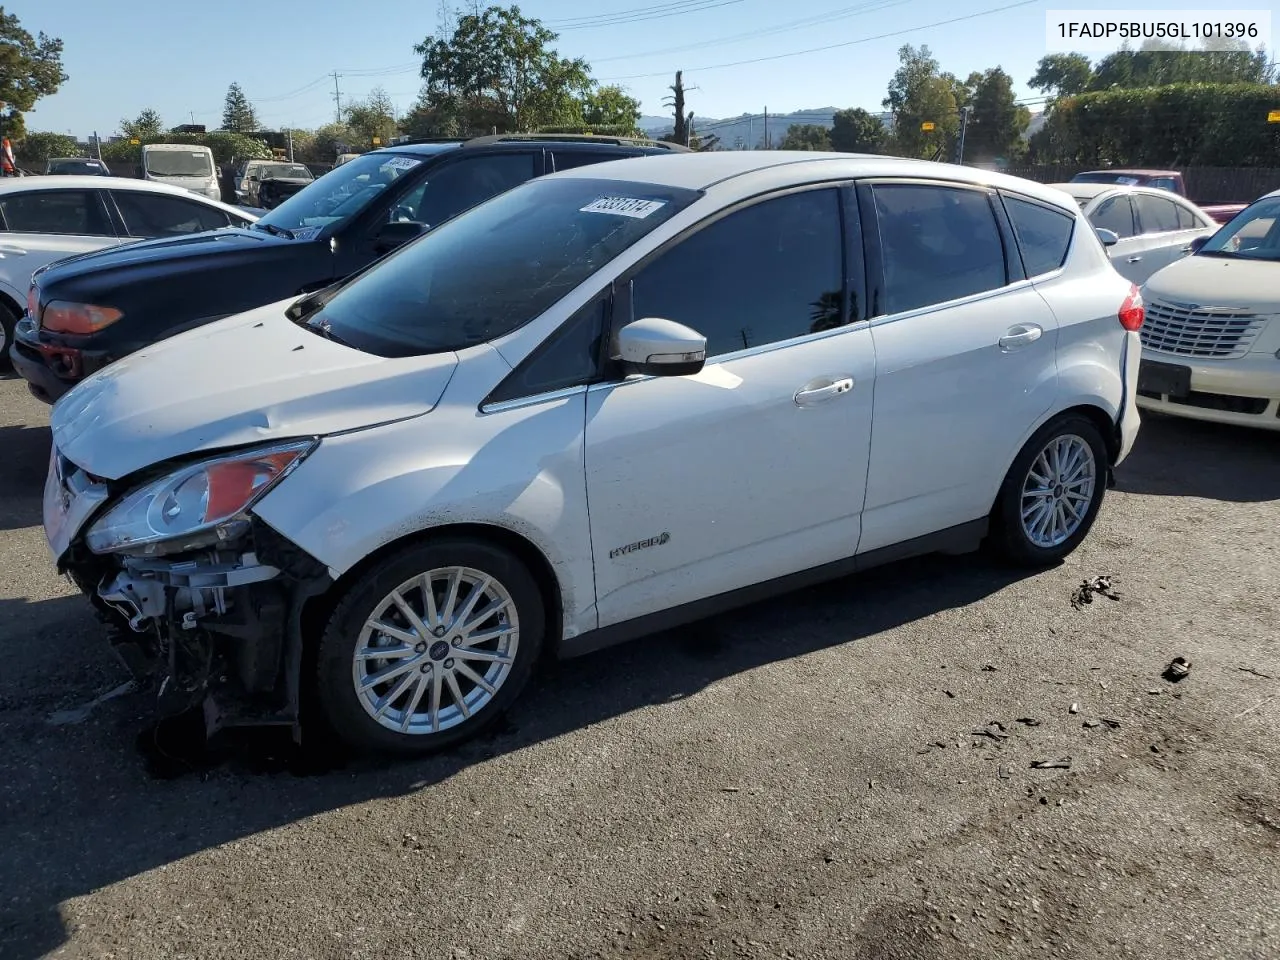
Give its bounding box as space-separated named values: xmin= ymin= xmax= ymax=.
xmin=257 ymin=151 xmax=429 ymax=238
xmin=261 ymin=163 xmax=312 ymax=180
xmin=144 ymin=149 xmax=214 ymax=178
xmin=48 ymin=159 xmax=106 ymax=175
xmin=1071 ymin=172 xmax=1143 ymax=186
xmin=306 ymin=176 xmax=702 ymax=357
xmin=1198 ymin=196 xmax=1280 ymax=261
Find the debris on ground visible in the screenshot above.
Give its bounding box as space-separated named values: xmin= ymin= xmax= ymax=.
xmin=1234 ymin=696 xmax=1275 ymax=721
xmin=1071 ymin=575 xmax=1121 ymax=610
xmin=1069 ymin=702 xmax=1080 ymax=714
xmin=998 ymin=765 xmax=1011 ymax=780
xmin=1015 ymin=717 xmax=1041 ymax=727
xmin=972 ymin=721 xmax=1010 ymax=742
xmin=981 ymin=664 xmax=998 ymax=672
xmin=1100 ymin=717 xmax=1122 ymax=729
xmin=1082 ymin=720 xmax=1100 ymax=729
xmin=944 ymin=690 xmax=956 ymax=698
xmin=1238 ymin=666 xmax=1275 ymax=680
xmin=1163 ymin=657 xmax=1192 ymax=682
xmin=1030 ymin=758 xmax=1073 ymax=770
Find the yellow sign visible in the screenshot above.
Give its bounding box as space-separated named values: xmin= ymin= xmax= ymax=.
xmin=372 ymin=137 xmax=381 ymax=145
xmin=921 ymin=121 xmax=936 ymax=131
xmin=1268 ymin=109 xmax=1280 ymax=123
xmin=129 ymin=138 xmax=140 ymax=144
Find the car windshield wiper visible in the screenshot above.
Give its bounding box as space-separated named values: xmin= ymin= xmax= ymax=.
xmin=304 ymin=317 xmax=354 ymax=348
xmin=253 ymin=222 xmax=296 ymax=239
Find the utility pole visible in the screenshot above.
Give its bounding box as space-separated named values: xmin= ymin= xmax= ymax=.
xmin=332 ymin=71 xmax=344 ymax=124
xmin=287 ymin=128 xmax=294 ymax=161
xmin=954 ymin=105 xmax=972 ymax=165
xmin=93 ymin=130 xmax=103 ymax=160
xmin=764 ymin=106 xmax=769 ymax=150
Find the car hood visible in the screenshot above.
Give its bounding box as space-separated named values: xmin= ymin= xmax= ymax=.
xmin=1143 ymin=254 xmax=1279 ymax=311
xmin=36 ymin=227 xmax=287 ymax=281
xmin=50 ymin=300 xmax=458 ymax=481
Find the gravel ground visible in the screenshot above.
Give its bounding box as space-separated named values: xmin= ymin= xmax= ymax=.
xmin=1 ymin=373 xmax=1278 ymax=960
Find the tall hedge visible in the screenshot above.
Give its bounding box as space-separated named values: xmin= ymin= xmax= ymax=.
xmin=1031 ymin=83 xmax=1280 ymax=167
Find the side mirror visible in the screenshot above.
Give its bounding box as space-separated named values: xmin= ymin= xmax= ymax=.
xmin=615 ymin=317 xmax=706 ymax=377
xmin=1095 ymin=227 xmax=1119 ymax=247
xmin=1188 ymin=235 xmax=1209 ymax=254
xmin=374 ymin=219 xmax=426 ymax=253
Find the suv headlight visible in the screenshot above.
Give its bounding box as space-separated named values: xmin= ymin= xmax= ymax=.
xmin=84 ymin=439 xmax=315 ymax=556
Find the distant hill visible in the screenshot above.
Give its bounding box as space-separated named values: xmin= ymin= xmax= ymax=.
xmin=641 ymin=107 xmax=891 ymax=149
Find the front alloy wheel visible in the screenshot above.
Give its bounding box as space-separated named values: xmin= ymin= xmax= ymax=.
xmin=316 ymin=539 xmax=544 ymax=754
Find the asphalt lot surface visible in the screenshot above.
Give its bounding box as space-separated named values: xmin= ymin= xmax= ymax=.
xmin=1 ymin=371 xmax=1278 ymax=960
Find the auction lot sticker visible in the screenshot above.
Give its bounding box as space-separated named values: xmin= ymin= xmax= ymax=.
xmin=1045 ymin=9 xmax=1272 ymax=53
xmin=580 ymin=197 xmax=667 ymax=219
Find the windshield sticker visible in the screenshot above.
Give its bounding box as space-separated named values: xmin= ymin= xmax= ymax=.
xmin=1116 ymin=176 xmax=1140 ymax=186
xmin=383 ymin=156 xmax=422 ymax=171
xmin=192 ymin=152 xmax=205 ymax=158
xmin=291 ymin=226 xmax=321 ymax=241
xmin=580 ymin=196 xmax=667 ymax=219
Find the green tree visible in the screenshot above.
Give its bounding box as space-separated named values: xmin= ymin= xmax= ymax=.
xmin=779 ymin=123 xmax=831 ymax=151
xmin=883 ymin=44 xmax=959 ymax=159
xmin=221 ymin=82 xmax=259 ymax=132
xmin=1088 ymin=39 xmax=1272 ymax=91
xmin=346 ymin=87 xmax=398 ymax=146
xmin=414 ymin=5 xmax=593 ymax=134
xmin=101 ymin=131 xmax=270 ymax=166
xmin=830 ymin=107 xmax=885 ymax=153
xmin=581 ymin=85 xmax=641 ymax=132
xmin=1029 ymin=53 xmax=1093 ymax=99
xmin=120 ymin=108 xmax=163 ymax=140
xmin=962 ymin=67 xmax=1031 ymax=162
xmin=0 ymin=9 xmax=68 ymax=141
xmin=14 ymin=130 xmax=80 ymax=164
xmin=400 ymin=85 xmax=463 ymax=139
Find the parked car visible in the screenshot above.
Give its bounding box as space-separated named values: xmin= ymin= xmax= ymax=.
xmin=41 ymin=152 xmax=1143 ymax=754
xmin=1068 ymin=169 xmax=1248 ymax=225
xmin=236 ymin=160 xmax=314 ymax=209
xmin=140 ymin=143 xmax=221 ymax=201
xmin=44 ymin=157 xmax=112 ymax=176
xmin=1051 ymin=182 xmax=1217 ymax=284
xmin=0 ymin=176 xmax=256 ymax=370
xmin=13 ymin=135 xmax=688 ymax=402
xmin=1135 ymin=188 xmax=1280 ymax=431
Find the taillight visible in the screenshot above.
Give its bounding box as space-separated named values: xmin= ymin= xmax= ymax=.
xmin=1118 ymin=284 xmax=1144 ymax=331
xmin=41 ymin=300 xmax=124 ymax=336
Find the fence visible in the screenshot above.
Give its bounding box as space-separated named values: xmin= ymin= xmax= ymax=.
xmin=1003 ymin=165 xmax=1280 ymax=205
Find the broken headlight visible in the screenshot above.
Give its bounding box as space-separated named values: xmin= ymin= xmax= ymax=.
xmin=84 ymin=440 xmax=316 ymax=556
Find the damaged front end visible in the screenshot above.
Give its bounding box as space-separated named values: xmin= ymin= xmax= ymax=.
xmin=48 ymin=440 xmax=331 ymax=736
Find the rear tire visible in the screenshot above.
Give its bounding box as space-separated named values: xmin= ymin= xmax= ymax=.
xmin=314 ymin=537 xmax=545 ymax=756
xmin=990 ymin=414 xmax=1109 ymax=567
xmin=0 ymin=300 xmax=17 ymax=373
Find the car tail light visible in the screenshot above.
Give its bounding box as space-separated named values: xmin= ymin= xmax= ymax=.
xmin=41 ymin=301 xmax=124 ymax=336
xmin=1118 ymin=285 xmax=1144 ymax=331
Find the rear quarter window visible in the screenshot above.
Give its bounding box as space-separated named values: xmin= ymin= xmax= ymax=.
xmin=1003 ymin=195 xmax=1075 ymax=276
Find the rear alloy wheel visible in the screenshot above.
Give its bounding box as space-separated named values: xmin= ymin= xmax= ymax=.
xmin=315 ymin=538 xmax=545 ymax=755
xmin=991 ymin=415 xmax=1109 ymax=566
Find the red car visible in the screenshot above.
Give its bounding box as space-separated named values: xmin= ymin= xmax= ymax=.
xmin=1069 ymin=169 xmax=1249 ymax=225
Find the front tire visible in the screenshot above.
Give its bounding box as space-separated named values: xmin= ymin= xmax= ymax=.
xmin=991 ymin=414 xmax=1109 ymax=567
xmin=314 ymin=538 xmax=545 ymax=755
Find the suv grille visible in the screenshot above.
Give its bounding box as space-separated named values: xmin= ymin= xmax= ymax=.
xmin=1141 ymin=299 xmax=1266 ymax=359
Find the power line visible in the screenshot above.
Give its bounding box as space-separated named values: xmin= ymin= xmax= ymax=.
xmin=591 ymin=0 xmax=908 ymax=63
xmin=599 ymin=0 xmax=1046 ymax=81
xmin=551 ymin=0 xmax=747 ymax=29
xmin=548 ymin=0 xmax=742 ymax=28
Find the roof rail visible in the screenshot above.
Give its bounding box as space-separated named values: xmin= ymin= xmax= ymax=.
xmin=461 ymin=133 xmax=692 ymax=152
xmin=386 ymin=137 xmax=469 ymax=147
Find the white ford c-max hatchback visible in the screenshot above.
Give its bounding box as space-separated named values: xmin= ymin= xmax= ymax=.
xmin=41 ymin=152 xmax=1143 ymax=754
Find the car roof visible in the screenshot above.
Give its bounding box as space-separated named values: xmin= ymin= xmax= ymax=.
xmin=1051 ymin=182 xmax=1112 ymax=199
xmin=550 ymin=151 xmax=1081 ymax=212
xmin=48 ymin=157 xmax=105 ymax=163
xmin=1077 ymin=168 xmax=1178 ymax=177
xmin=0 ymin=175 xmax=212 ymax=195
xmin=372 ymin=137 xmax=678 ymax=160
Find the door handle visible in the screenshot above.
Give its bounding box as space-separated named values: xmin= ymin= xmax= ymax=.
xmin=0 ymin=245 xmax=27 ymax=257
xmin=1126 ymin=255 xmax=1142 ymax=263
xmin=998 ymin=324 xmax=1043 ymax=352
xmin=794 ymin=376 xmax=854 ymax=406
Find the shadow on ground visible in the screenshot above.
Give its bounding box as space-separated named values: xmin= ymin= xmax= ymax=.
xmin=1116 ymin=412 xmax=1280 ymax=502
xmin=0 ymin=551 xmax=1033 ymax=960
xmin=0 ymin=423 xmax=50 ymax=531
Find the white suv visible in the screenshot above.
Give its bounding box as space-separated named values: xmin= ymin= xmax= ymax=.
xmin=42 ymin=153 xmax=1143 ymax=754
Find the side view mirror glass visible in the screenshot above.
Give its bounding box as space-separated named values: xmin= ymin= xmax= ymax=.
xmin=615 ymin=317 xmax=706 ymax=377
xmin=1188 ymin=235 xmax=1209 ymax=254
xmin=374 ymin=219 xmax=426 ymax=252
xmin=1095 ymin=227 xmax=1119 ymax=247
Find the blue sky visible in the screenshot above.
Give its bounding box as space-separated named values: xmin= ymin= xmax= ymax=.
xmin=15 ymin=0 xmax=1271 ymax=137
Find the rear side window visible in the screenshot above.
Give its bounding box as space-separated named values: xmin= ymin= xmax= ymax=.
xmin=1150 ymin=177 xmax=1178 ymax=193
xmin=1090 ymin=196 xmax=1134 ymax=238
xmin=871 ymin=183 xmax=1007 ymax=314
xmin=113 ymin=191 xmax=231 ymax=237
xmin=1175 ymin=203 xmax=1204 ymax=230
xmin=0 ymin=190 xmax=113 ymax=236
xmin=1003 ymin=195 xmax=1075 ymax=277
xmin=1135 ymin=194 xmax=1181 ymax=234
